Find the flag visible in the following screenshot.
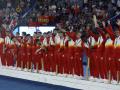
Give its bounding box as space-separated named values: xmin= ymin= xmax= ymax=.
xmin=9 ymin=19 xmax=17 ymax=31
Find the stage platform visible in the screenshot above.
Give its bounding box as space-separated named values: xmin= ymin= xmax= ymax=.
xmin=0 ymin=66 xmax=119 ymax=90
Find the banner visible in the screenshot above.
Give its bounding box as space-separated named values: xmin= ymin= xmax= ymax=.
xmin=38 ymin=16 xmax=50 ymax=25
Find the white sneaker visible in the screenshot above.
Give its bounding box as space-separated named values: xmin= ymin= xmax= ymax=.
xmin=33 ymin=69 xmax=37 ymax=73
xmin=8 ymin=66 xmax=13 ymax=69
xmin=97 ymin=78 xmax=104 ymax=83
xmin=73 ymin=75 xmax=78 ymax=78
xmin=49 ymin=72 xmax=55 ymax=76
xmin=27 ymin=69 xmax=31 ymax=72
xmin=74 ymin=75 xmax=83 ymax=79
xmin=39 ymin=70 xmax=43 ymax=73
xmin=94 ymin=78 xmax=100 ymax=82
xmin=49 ymin=72 xmax=53 ymax=75
xmin=24 ymin=68 xmax=28 ymax=72
xmin=62 ymin=74 xmax=67 ymax=77
xmin=68 ymin=74 xmax=74 ymax=78
xmin=89 ymin=76 xmax=95 ymax=81
xmin=103 ymin=79 xmax=109 ymax=84
xmin=79 ymin=76 xmax=84 ymax=80
xmin=44 ymin=71 xmax=50 ymax=75
xmin=118 ymin=82 xmax=120 ymax=85
xmin=62 ymin=74 xmax=65 ymax=77
xmin=12 ymin=67 xmax=16 ymax=70
xmin=5 ymin=66 xmax=8 ymax=69
xmin=112 ymin=80 xmax=117 ymax=85
xmin=58 ymin=74 xmax=62 ymax=77
xmin=17 ymin=67 xmax=21 ymax=71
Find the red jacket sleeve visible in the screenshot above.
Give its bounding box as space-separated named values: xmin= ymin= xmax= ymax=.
xmin=97 ymin=28 xmax=106 ymax=40
xmin=66 ymin=32 xmax=77 ymax=41
xmin=88 ymin=30 xmax=98 ymax=41
xmin=1 ymin=27 xmax=6 ymax=38
xmin=105 ymin=25 xmax=115 ymax=41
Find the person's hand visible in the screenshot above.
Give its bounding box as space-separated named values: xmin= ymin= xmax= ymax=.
xmin=107 ymin=20 xmax=111 ymax=25
xmin=116 ymin=19 xmax=120 ymax=26
xmin=93 ymin=15 xmax=98 ymax=27
xmin=102 ymin=21 xmax=106 ymax=28
xmin=35 ymin=49 xmax=40 ymax=54
xmin=95 ymin=23 xmax=99 ymax=28
xmin=93 ymin=15 xmax=97 ymax=22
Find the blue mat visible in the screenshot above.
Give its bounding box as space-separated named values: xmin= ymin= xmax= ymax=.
xmin=0 ymin=75 xmax=81 ymax=90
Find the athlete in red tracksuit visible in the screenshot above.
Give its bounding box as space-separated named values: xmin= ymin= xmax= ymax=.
xmin=74 ymin=33 xmax=84 ymax=76
xmin=12 ymin=40 xmax=18 ymax=67
xmin=0 ymin=38 xmax=5 ymax=66
xmin=85 ymin=32 xmax=97 ymax=78
xmin=67 ymin=38 xmax=75 ymax=75
xmin=95 ymin=27 xmax=107 ymax=79
xmin=62 ymin=35 xmax=69 ymax=74
xmin=34 ymin=44 xmax=43 ymax=71
xmin=54 ymin=33 xmax=61 ymax=73
xmin=42 ymin=37 xmax=49 ymax=72
xmin=88 ymin=29 xmax=100 ymax=78
xmin=20 ymin=42 xmax=27 ymax=69
xmin=48 ymin=35 xmax=55 ymax=72
xmin=114 ymin=35 xmax=120 ymax=82
xmin=26 ymin=43 xmax=32 ymax=69
xmin=5 ymin=42 xmax=14 ymax=66
xmin=58 ymin=34 xmax=65 ymax=74
xmin=104 ymin=24 xmax=116 ymax=81
xmin=31 ymin=43 xmax=37 ymax=70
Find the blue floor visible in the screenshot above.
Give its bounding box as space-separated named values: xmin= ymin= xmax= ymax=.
xmin=0 ymin=75 xmax=80 ymax=90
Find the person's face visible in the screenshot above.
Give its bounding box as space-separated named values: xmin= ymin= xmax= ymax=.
xmin=53 ymin=30 xmax=57 ymax=34
xmin=16 ymin=33 xmax=19 ymax=37
xmin=29 ymin=18 xmax=32 ymax=22
xmin=115 ymin=30 xmax=120 ymax=37
xmin=76 ymin=32 xmax=81 ymax=39
xmin=116 ymin=19 xmax=120 ymax=26
xmin=86 ymin=25 xmax=90 ymax=30
xmin=28 ymin=35 xmax=32 ymax=40
xmin=6 ymin=32 xmax=9 ymax=36
xmin=59 ymin=33 xmax=63 ymax=38
xmin=96 ymin=9 xmax=100 ymax=16
xmin=22 ymin=33 xmax=25 ymax=37
xmin=106 ymin=33 xmax=110 ymax=38
xmin=13 ymin=38 xmax=17 ymax=42
xmin=33 ymin=33 xmax=37 ymax=38
xmin=37 ymin=33 xmax=42 ymax=37
xmin=8 ymin=33 xmax=12 ymax=37
xmin=43 ymin=33 xmax=47 ymax=37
